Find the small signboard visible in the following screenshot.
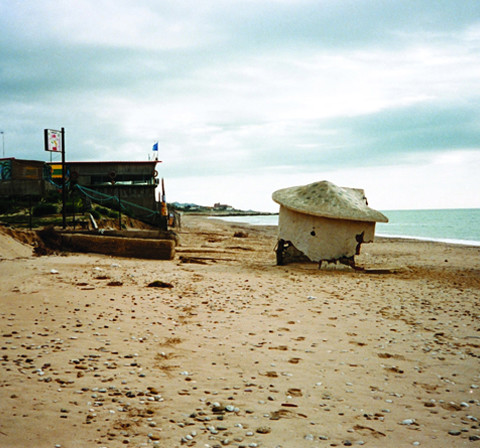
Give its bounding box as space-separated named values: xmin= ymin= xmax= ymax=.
xmin=44 ymin=129 xmax=63 ymax=152
xmin=50 ymin=164 xmax=63 ymax=179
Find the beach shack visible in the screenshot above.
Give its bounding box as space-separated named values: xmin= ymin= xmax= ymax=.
xmin=272 ymin=180 xmax=388 ymax=268
xmin=0 ymin=158 xmax=48 ymax=198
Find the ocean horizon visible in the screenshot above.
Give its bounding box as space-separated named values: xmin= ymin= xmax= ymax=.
xmin=215 ymin=208 xmax=480 ymax=247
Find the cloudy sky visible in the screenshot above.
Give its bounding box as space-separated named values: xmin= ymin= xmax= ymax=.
xmin=1 ymin=0 xmax=479 ymax=212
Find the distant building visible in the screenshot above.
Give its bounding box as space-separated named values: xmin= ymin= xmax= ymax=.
xmin=213 ymin=202 xmax=233 ymax=211
xmin=0 ymin=158 xmax=48 ymax=198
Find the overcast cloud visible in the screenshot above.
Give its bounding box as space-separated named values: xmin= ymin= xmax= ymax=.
xmin=1 ymin=0 xmax=479 ymax=211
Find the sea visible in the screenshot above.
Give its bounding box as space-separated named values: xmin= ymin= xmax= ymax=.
xmin=217 ymin=208 xmax=480 ymax=247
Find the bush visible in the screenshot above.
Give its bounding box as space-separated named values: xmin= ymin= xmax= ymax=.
xmin=45 ymin=190 xmax=61 ymax=203
xmin=90 ymin=209 xmax=100 ymax=219
xmin=0 ymin=199 xmax=14 ymax=214
xmin=63 ymin=198 xmax=84 ymax=213
xmin=95 ymin=206 xmax=110 ymax=216
xmin=33 ymin=202 xmax=57 ymax=217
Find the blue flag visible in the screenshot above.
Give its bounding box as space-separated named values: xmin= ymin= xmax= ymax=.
xmin=152 ymin=142 xmax=158 ymax=151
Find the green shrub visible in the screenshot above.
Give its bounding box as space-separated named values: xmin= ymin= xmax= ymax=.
xmin=63 ymin=198 xmax=84 ymax=213
xmin=90 ymin=209 xmax=100 ymax=219
xmin=0 ymin=199 xmax=15 ymax=214
xmin=45 ymin=190 xmax=61 ymax=203
xmin=95 ymin=206 xmax=110 ymax=216
xmin=33 ymin=202 xmax=57 ymax=217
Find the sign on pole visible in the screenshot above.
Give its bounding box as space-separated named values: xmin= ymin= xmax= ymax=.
xmin=44 ymin=127 xmax=67 ymax=229
xmin=44 ymin=129 xmax=63 ymax=152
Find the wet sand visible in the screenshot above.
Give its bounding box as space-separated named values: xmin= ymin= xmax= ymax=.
xmin=0 ymin=215 xmax=479 ymax=447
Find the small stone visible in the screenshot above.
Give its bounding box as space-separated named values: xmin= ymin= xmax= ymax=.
xmin=448 ymin=430 xmax=461 ymax=436
xmin=400 ymin=419 xmax=415 ymax=426
xmin=225 ymin=405 xmax=235 ymax=412
xmin=304 ymin=434 xmax=314 ymax=441
xmin=469 ymin=435 xmax=480 ymax=441
xmin=256 ymin=426 xmax=271 ymax=434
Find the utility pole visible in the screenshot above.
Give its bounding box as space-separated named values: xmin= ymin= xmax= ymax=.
xmin=0 ymin=131 xmax=4 ymax=157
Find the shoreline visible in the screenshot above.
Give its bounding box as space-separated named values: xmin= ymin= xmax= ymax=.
xmin=209 ymin=214 xmax=480 ymax=248
xmin=0 ymin=216 xmax=479 ymax=447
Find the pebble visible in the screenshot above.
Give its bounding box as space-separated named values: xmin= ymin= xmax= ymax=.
xmin=400 ymin=419 xmax=415 ymax=425
xmin=448 ymin=430 xmax=461 ymax=436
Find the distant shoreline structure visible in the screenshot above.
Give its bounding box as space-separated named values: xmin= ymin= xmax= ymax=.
xmin=169 ymin=201 xmax=276 ymax=217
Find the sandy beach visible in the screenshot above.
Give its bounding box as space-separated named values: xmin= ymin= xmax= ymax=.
xmin=0 ymin=215 xmax=479 ymax=448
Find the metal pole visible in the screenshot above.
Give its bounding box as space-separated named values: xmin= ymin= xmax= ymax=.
xmin=72 ymin=188 xmax=76 ymax=230
xmin=1 ymin=131 xmax=4 ymax=158
xmin=118 ymin=187 xmax=121 ymax=229
xmin=61 ymin=128 xmax=66 ymax=229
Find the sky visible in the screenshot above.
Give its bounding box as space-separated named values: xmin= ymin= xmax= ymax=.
xmin=1 ymin=0 xmax=479 ymax=212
